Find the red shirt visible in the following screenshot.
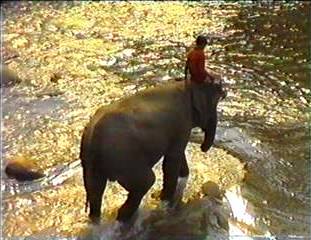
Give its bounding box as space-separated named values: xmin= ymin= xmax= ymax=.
xmin=186 ymin=48 xmax=208 ymax=84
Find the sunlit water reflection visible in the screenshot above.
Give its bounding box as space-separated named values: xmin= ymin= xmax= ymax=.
xmin=214 ymin=2 xmax=310 ymax=236
xmin=2 ymin=1 xmax=310 ymax=238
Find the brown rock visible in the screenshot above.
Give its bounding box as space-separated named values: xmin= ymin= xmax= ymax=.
xmin=1 ymin=65 xmax=21 ymax=87
xmin=202 ymin=181 xmax=223 ymax=200
xmin=5 ymin=156 xmax=45 ymax=182
xmin=50 ymin=72 xmax=62 ymax=83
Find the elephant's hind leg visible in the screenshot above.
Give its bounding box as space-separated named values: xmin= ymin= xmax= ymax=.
xmin=117 ymin=168 xmax=155 ymax=223
xmin=83 ymin=166 xmax=107 ymax=224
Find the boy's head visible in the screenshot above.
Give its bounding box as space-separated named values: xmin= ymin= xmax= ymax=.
xmin=195 ymin=35 xmax=207 ymax=48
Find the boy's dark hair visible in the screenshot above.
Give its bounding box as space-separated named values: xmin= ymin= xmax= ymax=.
xmin=196 ymin=35 xmax=207 ymax=46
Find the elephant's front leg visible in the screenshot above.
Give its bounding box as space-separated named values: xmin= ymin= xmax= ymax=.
xmin=174 ymin=153 xmax=189 ymax=207
xmin=160 ymin=152 xmax=185 ymax=207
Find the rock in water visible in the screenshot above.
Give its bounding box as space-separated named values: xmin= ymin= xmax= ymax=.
xmin=1 ymin=65 xmax=21 ymax=87
xmin=202 ymin=181 xmax=230 ymax=232
xmin=5 ymin=156 xmax=45 ymax=181
xmin=202 ymin=181 xmax=224 ymax=200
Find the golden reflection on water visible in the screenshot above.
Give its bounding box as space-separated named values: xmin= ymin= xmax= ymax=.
xmin=3 ymin=1 xmax=308 ymax=238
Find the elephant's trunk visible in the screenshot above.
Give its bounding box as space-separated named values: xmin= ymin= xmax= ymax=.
xmin=200 ymin=132 xmax=212 ymax=152
xmin=200 ymin=113 xmax=217 ymax=152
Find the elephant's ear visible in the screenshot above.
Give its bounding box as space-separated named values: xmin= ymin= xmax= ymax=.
xmin=191 ymin=84 xmax=214 ymax=129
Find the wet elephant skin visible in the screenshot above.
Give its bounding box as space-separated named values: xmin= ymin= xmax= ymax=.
xmin=80 ymin=81 xmax=226 ymax=224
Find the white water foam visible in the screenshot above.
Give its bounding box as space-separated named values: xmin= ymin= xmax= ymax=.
xmin=225 ymin=185 xmax=272 ymax=239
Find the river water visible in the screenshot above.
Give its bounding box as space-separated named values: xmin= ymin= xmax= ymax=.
xmin=1 ymin=1 xmax=310 ymax=239
xmin=213 ymin=2 xmax=310 ymax=236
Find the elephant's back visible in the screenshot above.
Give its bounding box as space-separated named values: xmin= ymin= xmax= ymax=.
xmin=88 ymin=82 xmax=191 ymax=144
xmin=81 ymin=81 xmax=191 ymax=160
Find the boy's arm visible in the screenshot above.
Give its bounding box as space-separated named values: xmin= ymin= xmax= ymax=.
xmin=206 ymin=68 xmax=221 ymax=82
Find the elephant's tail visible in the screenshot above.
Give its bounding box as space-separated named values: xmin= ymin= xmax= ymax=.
xmin=80 ymin=123 xmax=108 ymax=217
xmin=83 ymin=169 xmax=90 ymax=214
xmin=85 ymin=193 xmax=89 ymax=213
xmin=83 ymin=168 xmax=91 ymax=214
xmin=80 ymin=125 xmax=93 ymax=214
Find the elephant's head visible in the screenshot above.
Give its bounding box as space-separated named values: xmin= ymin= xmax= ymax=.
xmin=190 ymin=79 xmax=226 ymax=152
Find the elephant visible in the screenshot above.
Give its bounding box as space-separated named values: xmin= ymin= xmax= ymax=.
xmin=80 ymin=80 xmax=226 ymax=224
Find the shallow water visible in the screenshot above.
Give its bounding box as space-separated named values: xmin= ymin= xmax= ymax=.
xmin=2 ymin=1 xmax=310 ymax=239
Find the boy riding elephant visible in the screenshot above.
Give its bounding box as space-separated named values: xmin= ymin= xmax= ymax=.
xmin=185 ymin=35 xmax=221 ymax=87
